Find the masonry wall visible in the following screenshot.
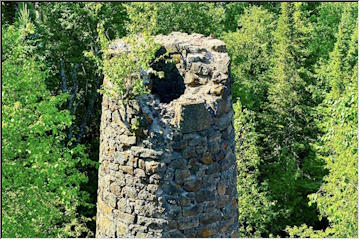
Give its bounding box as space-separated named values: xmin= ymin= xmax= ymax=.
xmin=96 ymin=32 xmax=239 ymax=238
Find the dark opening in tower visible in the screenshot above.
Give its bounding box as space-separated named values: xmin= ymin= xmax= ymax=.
xmin=150 ymin=47 xmax=185 ymax=103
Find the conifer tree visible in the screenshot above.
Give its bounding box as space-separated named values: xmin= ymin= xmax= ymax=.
xmin=223 ymin=6 xmax=275 ymax=111
xmin=224 ymin=7 xmax=277 ymax=237
xmin=233 ymin=101 xmax=277 ymax=237
xmin=260 ymin=2 xmax=325 ymax=234
xmin=287 ymin=5 xmax=358 ymax=237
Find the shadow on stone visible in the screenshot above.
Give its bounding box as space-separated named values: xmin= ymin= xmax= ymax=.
xmin=150 ymin=47 xmax=185 ymax=103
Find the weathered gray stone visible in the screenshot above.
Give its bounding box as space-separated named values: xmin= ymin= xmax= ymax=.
xmin=198 ymin=226 xmax=217 ymax=237
xmin=165 ymin=204 xmax=181 ymax=220
xmin=97 ymin=32 xmax=238 ymax=238
xmin=130 ymin=146 xmax=163 ymax=159
xmin=200 ymin=152 xmax=213 ymax=164
xmin=121 ymin=186 xmax=137 ymax=199
xmin=171 ymin=141 xmax=187 ymax=151
xmin=110 ymin=183 xmax=122 ymax=196
xmin=145 ymin=160 xmax=160 ymax=174
xmin=178 ymin=193 xmax=191 ymax=206
xmin=134 ymin=202 xmax=157 ymax=217
xmin=147 ymin=184 xmax=159 ymax=194
xmin=184 ymin=72 xmax=199 ymax=87
xmin=175 ymin=101 xmax=211 ymax=133
xmin=117 ymin=198 xmax=133 ymax=214
xmin=169 ymin=158 xmax=186 ymax=169
xmin=168 ymin=220 xmax=178 ymax=229
xmin=116 ymin=221 xmax=129 ymax=236
xmin=199 ymin=210 xmax=223 ymax=225
xmin=206 ymin=162 xmax=220 ymax=175
xmin=162 ymin=182 xmax=178 ymax=195
xmin=109 ymin=163 xmax=119 ymax=171
xmin=166 ymin=229 xmax=185 ymax=238
xmin=119 ymin=135 xmax=137 ymax=146
xmin=182 ymin=132 xmax=200 ymax=141
xmin=195 ymin=189 xmax=215 ymax=203
xmin=217 ymin=111 xmax=233 ymax=131
xmin=201 ymin=200 xmax=217 ymax=213
xmin=119 ymin=165 xmax=133 ymax=175
xmin=217 ymin=195 xmax=229 ymax=208
xmin=188 ymin=134 xmax=201 ymax=146
xmin=178 ymin=217 xmax=199 ymax=230
xmin=149 ymin=173 xmax=161 ymax=184
xmin=114 ymin=152 xmax=128 ymax=165
xmin=138 ymin=189 xmax=152 ymax=200
xmin=183 ymin=146 xmax=197 ymax=159
xmin=187 ymin=53 xmax=205 ymax=63
xmin=103 ymin=192 xmax=117 ymax=208
xmin=215 ymin=149 xmax=225 ymax=161
xmin=134 ymin=168 xmax=146 ymax=178
xmin=137 ymin=216 xmax=166 ymax=228
xmin=206 ymin=38 xmax=226 ymax=52
xmin=113 ymin=209 xmax=135 ymax=223
xmin=183 ymin=204 xmax=202 ymax=217
xmin=183 ymin=176 xmax=202 ymax=192
xmin=175 ymin=169 xmax=190 ymax=184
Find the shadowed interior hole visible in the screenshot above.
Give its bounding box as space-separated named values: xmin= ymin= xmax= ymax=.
xmin=150 ymin=47 xmax=185 ymax=103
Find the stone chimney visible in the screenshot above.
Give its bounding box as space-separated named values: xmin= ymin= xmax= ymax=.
xmin=96 ymin=32 xmax=239 ymax=238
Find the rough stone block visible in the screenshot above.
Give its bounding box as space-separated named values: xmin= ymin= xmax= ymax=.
xmin=199 ymin=227 xmax=216 ymax=237
xmin=98 ymin=216 xmax=115 ymax=238
xmin=199 ymin=210 xmax=222 ymax=225
xmin=175 ymin=169 xmax=191 ymax=184
xmin=183 ymin=176 xmax=202 ymax=192
xmin=200 ymin=152 xmax=213 ymax=164
xmin=116 ymin=222 xmax=128 ymax=236
xmin=183 ymin=204 xmax=202 ymax=217
xmin=166 ymin=229 xmax=185 ymax=238
xmin=175 ymin=101 xmax=211 ymax=133
xmin=178 ymin=217 xmax=199 ymax=230
xmin=119 ymin=135 xmax=137 ymax=146
xmin=113 ymin=209 xmax=135 ymax=224
xmin=195 ymin=189 xmax=215 ymax=203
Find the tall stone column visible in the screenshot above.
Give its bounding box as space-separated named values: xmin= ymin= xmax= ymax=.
xmin=96 ymin=32 xmax=239 ymax=238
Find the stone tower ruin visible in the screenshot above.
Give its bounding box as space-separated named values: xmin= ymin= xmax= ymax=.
xmin=96 ymin=32 xmax=239 ymax=238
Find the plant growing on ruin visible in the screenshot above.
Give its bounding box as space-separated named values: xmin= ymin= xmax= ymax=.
xmin=94 ymin=3 xmax=162 ymax=100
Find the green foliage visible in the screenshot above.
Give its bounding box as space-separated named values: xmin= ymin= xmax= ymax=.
xmin=286 ymin=224 xmax=333 ymax=238
xmin=2 ymin=2 xmax=358 ymax=238
xmin=2 ymin=12 xmax=94 ymax=238
xmin=34 ymin=3 xmax=125 ymax=83
xmin=33 ymin=2 xmax=128 ymax=136
xmin=286 ymin=3 xmax=358 ymax=238
xmin=224 ymin=9 xmax=280 ymax=235
xmin=156 ymin=3 xmax=226 ymax=37
xmin=316 ymin=3 xmax=358 ymax=98
xmin=32 ymin=5 xmax=129 ymax=230
xmin=223 ymin=6 xmax=275 ymax=111
xmin=312 ymin=62 xmax=358 ymax=238
xmin=309 ymin=3 xmax=345 ymax=63
xmin=1 ymin=2 xmax=19 ymax=25
xmin=233 ymin=101 xmax=276 ymax=237
xmin=222 ymin=2 xmax=248 ymax=33
xmin=99 ymin=3 xmax=160 ymax=99
xmin=259 ymin=3 xmax=327 ymax=235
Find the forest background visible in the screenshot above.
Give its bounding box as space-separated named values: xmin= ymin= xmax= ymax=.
xmin=1 ymin=1 xmax=358 ymax=238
